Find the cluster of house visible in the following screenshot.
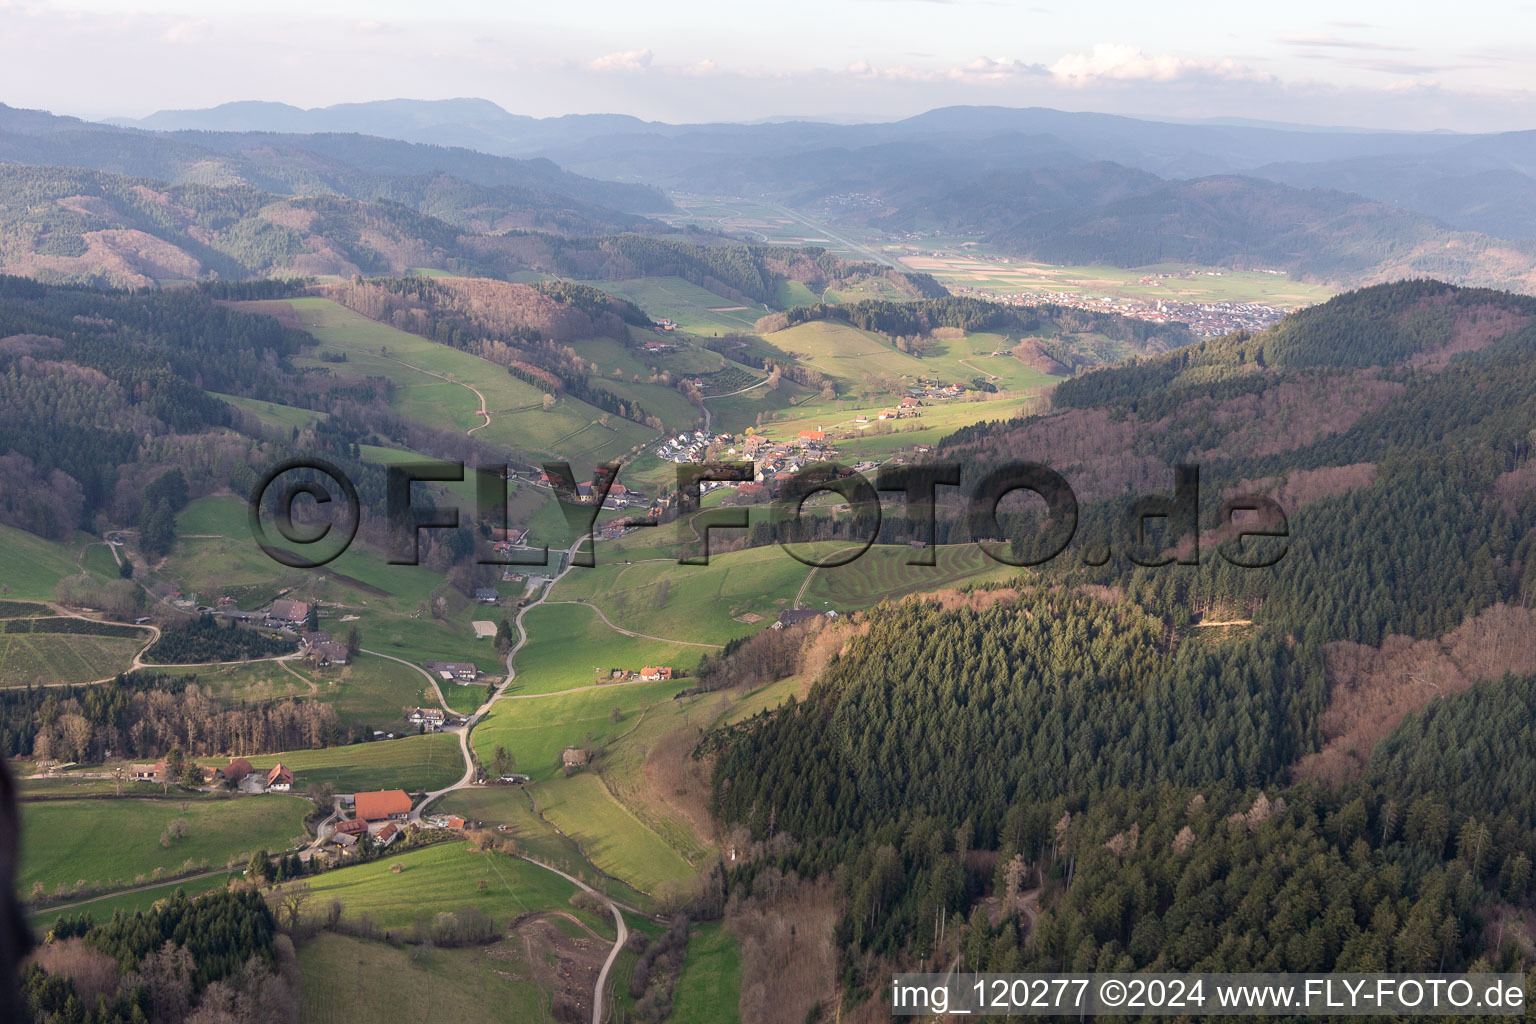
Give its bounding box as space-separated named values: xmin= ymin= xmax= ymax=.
xmin=657 ymin=429 xmax=731 ymax=465
xmin=130 ymin=757 xmax=293 ymax=793
xmin=532 ymin=471 xmax=650 ymax=511
xmin=853 ymin=396 xmax=925 ymax=424
xmin=595 ymin=665 xmax=674 ymax=683
xmin=907 ymin=379 xmax=966 ymax=401
xmin=742 ymin=431 xmax=844 ymax=490
xmin=321 ymin=791 xmax=484 ymax=851
xmin=327 ymin=789 xmax=413 ymax=850
xmin=299 ymin=630 xmax=349 ymax=667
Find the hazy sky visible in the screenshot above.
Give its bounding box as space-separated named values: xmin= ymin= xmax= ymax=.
xmin=3 ymin=0 xmax=1535 ymax=130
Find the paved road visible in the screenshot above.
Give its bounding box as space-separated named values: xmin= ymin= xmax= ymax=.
xmin=518 ymin=856 xmax=631 ymax=1024
xmin=411 ymin=537 xmax=585 ymax=821
xmin=401 ymin=538 xmax=634 ymax=1021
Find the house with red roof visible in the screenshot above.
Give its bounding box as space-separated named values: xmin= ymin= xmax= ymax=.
xmin=353 ymin=789 xmax=413 ymax=821
xmin=266 ymin=763 xmax=293 ymax=792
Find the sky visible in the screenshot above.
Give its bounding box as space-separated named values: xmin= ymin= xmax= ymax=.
xmin=2 ymin=0 xmax=1535 ymax=130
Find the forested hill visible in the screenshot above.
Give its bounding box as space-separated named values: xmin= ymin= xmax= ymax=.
xmin=0 ymin=162 xmax=944 ymax=302
xmin=0 ymin=164 xmax=504 ymax=287
xmin=712 ymin=277 xmax=1536 ymax=992
xmin=876 ymin=171 xmax=1536 ymax=293
xmin=0 ymin=101 xmax=670 ymax=214
xmin=760 ymin=294 xmax=1194 ymax=368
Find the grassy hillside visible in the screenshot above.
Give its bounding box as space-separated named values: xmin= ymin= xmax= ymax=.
xmin=297 ymin=932 xmax=557 ymax=1024
xmin=199 ymin=733 xmax=464 ymax=794
xmin=507 ymin=602 xmax=708 ymax=696
xmin=273 ymin=297 xmax=658 ymax=465
xmin=19 ymin=795 xmax=310 ymax=893
xmin=300 ymin=841 xmax=592 ymax=932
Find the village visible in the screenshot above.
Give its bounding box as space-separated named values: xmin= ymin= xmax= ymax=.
xmin=949 ymin=281 xmax=1289 ymax=336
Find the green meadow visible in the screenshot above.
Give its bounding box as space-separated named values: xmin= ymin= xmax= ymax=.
xmin=593 ymin=276 xmax=765 ymax=334
xmin=299 ymin=841 xmax=598 ymax=933
xmin=297 ymin=932 xmax=555 ymax=1024
xmin=548 ymin=545 xmax=813 ymax=647
xmin=202 ymin=732 xmax=464 ymax=794
xmin=504 ymin=602 xmax=706 ymax=696
xmin=470 ymin=680 xmax=679 ymax=784
xmin=669 ymin=923 xmax=744 ymax=1024
xmin=0 ymin=527 xmax=97 ymax=601
xmin=18 ymin=796 xmax=311 ymax=893
xmin=249 ymin=297 xmax=657 ymax=465
xmin=30 ymin=874 xmax=235 ymax=932
xmin=534 ymin=771 xmax=695 ymax=894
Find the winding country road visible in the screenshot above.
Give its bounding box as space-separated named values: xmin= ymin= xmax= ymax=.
xmin=401 ymin=538 xmax=636 ymax=1024
xmin=381 ymin=353 xmax=492 ymax=435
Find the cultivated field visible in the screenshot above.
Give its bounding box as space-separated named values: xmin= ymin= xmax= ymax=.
xmin=0 ymin=629 xmax=147 ymax=686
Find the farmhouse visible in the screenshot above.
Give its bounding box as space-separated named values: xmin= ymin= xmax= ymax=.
xmin=353 ymin=789 xmax=413 ymax=821
xmin=266 ymin=763 xmax=293 ymax=792
xmin=223 ymin=757 xmax=253 ymax=784
xmin=425 ymin=660 xmax=480 ymax=684
xmin=640 ymin=666 xmax=673 ymax=681
xmin=406 ymin=707 xmax=447 ymax=730
xmin=561 ymin=747 xmax=590 ymax=768
xmin=310 ymin=641 xmax=349 ymax=666
xmin=332 ymin=818 xmax=369 ymax=836
xmin=269 ymin=599 xmax=311 ymax=623
xmin=373 ymin=822 xmax=401 ymax=847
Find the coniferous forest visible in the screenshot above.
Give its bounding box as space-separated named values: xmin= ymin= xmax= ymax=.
xmin=711 ymin=279 xmax=1536 ymax=997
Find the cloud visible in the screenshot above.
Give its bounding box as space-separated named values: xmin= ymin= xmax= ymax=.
xmin=1049 ymin=44 xmax=1267 ymax=86
xmin=159 ymin=19 xmax=210 ymax=45
xmin=1279 ymin=35 xmax=1410 ymax=52
xmin=846 ymin=55 xmax=1045 ymax=84
xmin=586 ymin=49 xmax=653 ymax=73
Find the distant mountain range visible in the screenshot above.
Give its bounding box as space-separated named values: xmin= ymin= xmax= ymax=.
xmin=12 ymin=97 xmax=1536 ymax=292
xmin=0 ymin=102 xmax=670 ymax=218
